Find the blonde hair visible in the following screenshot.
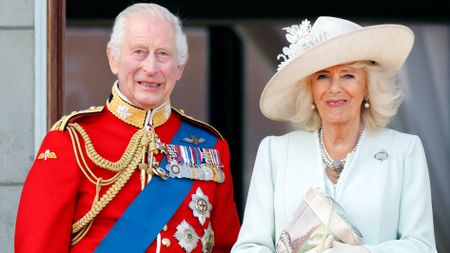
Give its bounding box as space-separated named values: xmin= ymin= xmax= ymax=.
xmin=290 ymin=61 xmax=404 ymax=132
xmin=107 ymin=3 xmax=188 ymax=65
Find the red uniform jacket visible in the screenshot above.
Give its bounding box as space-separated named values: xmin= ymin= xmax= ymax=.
xmin=15 ymin=92 xmax=240 ymax=252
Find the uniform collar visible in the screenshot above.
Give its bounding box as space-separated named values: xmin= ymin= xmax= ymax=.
xmin=106 ymin=81 xmax=171 ymax=129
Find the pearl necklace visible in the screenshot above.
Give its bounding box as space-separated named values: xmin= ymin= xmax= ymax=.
xmin=319 ymin=128 xmax=362 ymax=177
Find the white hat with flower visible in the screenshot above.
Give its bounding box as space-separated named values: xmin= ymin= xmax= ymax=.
xmin=260 ymin=16 xmax=414 ymax=121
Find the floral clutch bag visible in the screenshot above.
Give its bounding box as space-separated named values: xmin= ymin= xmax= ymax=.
xmin=276 ymin=187 xmax=363 ymax=253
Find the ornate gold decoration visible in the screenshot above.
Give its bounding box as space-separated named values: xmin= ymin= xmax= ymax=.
xmin=107 ymin=86 xmax=171 ymax=128
xmin=68 ymin=122 xmax=164 ymax=245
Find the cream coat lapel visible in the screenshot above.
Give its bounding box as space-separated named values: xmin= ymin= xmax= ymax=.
xmin=270 ymin=130 xmax=324 ymax=237
xmin=336 ymin=129 xmax=392 ymax=240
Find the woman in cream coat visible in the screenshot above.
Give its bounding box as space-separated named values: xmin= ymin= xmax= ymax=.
xmin=232 ymin=17 xmax=437 ymax=253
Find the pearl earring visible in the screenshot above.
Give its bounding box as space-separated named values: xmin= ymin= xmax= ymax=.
xmin=364 ymin=96 xmax=370 ymax=109
xmin=311 ymin=104 xmax=316 ymax=110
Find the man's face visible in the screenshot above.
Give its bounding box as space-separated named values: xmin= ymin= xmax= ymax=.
xmin=107 ymin=15 xmax=186 ymax=109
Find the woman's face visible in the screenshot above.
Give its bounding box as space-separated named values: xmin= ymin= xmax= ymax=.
xmin=311 ymin=64 xmax=367 ymax=127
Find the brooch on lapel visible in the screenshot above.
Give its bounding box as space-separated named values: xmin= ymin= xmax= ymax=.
xmin=374 ymin=149 xmax=389 ymax=162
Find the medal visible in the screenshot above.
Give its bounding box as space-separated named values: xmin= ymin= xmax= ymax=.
xmin=189 ymin=187 xmax=212 ymax=225
xmin=174 ymin=220 xmax=199 ymax=252
xmin=201 ymin=223 xmax=215 ymax=253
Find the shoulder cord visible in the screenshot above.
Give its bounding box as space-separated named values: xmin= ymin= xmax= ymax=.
xmin=67 ymin=123 xmax=149 ymax=245
xmin=70 ymin=123 xmax=142 ymax=172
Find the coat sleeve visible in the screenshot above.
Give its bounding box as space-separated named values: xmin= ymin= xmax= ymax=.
xmin=210 ymin=138 xmax=241 ymax=252
xmin=365 ymin=135 xmax=437 ymax=253
xmin=15 ymin=130 xmax=81 ymax=253
xmin=231 ymin=136 xmax=276 ymax=253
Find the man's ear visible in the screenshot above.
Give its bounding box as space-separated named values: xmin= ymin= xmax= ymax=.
xmin=106 ymin=47 xmax=118 ymax=75
xmin=176 ymin=54 xmax=189 ymax=80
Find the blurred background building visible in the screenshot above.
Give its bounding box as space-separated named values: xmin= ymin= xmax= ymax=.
xmin=1 ymin=0 xmax=448 ymax=252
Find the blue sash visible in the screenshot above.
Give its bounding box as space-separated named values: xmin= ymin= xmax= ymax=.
xmin=95 ymin=121 xmax=218 ymax=252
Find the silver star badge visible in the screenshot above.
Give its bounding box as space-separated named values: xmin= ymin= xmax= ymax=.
xmin=174 ymin=220 xmax=199 ymax=252
xmin=189 ymin=187 xmax=212 ymax=225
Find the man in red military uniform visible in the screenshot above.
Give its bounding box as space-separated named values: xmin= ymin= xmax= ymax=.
xmin=15 ymin=3 xmax=240 ymax=252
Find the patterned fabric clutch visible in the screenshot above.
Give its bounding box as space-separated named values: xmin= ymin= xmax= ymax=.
xmin=276 ymin=187 xmax=363 ymax=253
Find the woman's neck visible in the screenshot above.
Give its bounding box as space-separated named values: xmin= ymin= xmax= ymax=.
xmin=320 ymin=121 xmax=363 ymax=160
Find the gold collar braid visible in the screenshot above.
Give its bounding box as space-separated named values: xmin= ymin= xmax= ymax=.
xmin=107 ymin=84 xmax=171 ymax=128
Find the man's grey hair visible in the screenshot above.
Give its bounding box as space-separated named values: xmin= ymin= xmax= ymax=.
xmin=107 ymin=3 xmax=188 ymax=65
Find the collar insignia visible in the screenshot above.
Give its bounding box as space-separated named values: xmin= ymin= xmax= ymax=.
xmin=107 ymin=82 xmax=171 ymax=128
xmin=116 ymin=104 xmax=131 ymax=120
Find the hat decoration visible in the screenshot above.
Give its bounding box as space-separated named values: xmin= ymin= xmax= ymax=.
xmin=277 ymin=19 xmax=327 ymax=70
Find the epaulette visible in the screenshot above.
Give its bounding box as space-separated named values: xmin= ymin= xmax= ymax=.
xmin=50 ymin=106 xmax=104 ymax=131
xmin=172 ymin=107 xmax=224 ymax=140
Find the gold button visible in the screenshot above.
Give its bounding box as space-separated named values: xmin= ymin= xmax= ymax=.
xmin=162 ymin=238 xmax=171 ymax=247
xmin=162 ymin=225 xmax=168 ymax=231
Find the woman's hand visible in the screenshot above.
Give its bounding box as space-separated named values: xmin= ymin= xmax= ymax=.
xmin=305 ymin=234 xmax=333 ymax=253
xmin=306 ymin=238 xmax=369 ymax=253
xmin=323 ymin=241 xmax=370 ymax=253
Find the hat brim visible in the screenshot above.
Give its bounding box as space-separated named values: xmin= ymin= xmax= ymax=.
xmin=260 ymin=24 xmax=414 ymax=121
